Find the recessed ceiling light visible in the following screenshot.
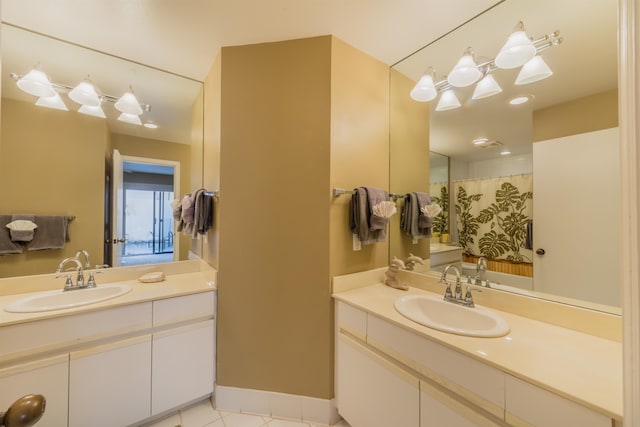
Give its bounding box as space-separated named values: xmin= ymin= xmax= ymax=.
xmin=500 ymin=149 xmax=512 ymax=155
xmin=472 ymin=137 xmax=489 ymax=145
xmin=509 ymin=95 xmax=532 ymax=105
xmin=144 ymin=122 xmax=158 ymax=129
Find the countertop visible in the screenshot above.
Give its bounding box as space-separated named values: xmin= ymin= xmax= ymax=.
xmin=333 ymin=282 xmax=623 ymax=421
xmin=0 ymin=270 xmax=216 ymax=328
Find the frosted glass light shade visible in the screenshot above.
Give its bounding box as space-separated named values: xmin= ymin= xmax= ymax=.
xmin=118 ymin=112 xmax=142 ymax=125
xmin=515 ymin=56 xmax=553 ymax=85
xmin=69 ymin=81 xmax=101 ymax=107
xmin=115 ymin=91 xmax=143 ymax=115
xmin=435 ymin=90 xmax=461 ymax=111
xmin=410 ymin=73 xmax=437 ymax=102
xmin=495 ymin=30 xmax=536 ymax=69
xmin=447 ymin=54 xmax=482 ymax=87
xmin=78 ymin=104 xmax=106 ymax=118
xmin=472 ymin=74 xmax=503 ymax=100
xmin=36 ymin=93 xmax=68 ymax=111
xmin=17 ymin=69 xmax=55 ymax=97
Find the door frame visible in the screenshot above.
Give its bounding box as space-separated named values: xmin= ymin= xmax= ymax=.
xmin=112 ymin=153 xmax=181 ymax=266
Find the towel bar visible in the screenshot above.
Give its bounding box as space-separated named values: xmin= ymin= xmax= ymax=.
xmin=332 ymin=187 xmax=402 ymax=200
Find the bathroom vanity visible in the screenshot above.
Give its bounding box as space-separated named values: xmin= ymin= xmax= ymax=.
xmin=333 ymin=269 xmax=622 ymax=427
xmin=0 ymin=264 xmax=216 ymax=427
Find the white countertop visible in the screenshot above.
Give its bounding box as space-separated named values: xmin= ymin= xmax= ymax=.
xmin=333 ymin=282 xmax=623 ymax=420
xmin=0 ymin=270 xmax=216 ymax=327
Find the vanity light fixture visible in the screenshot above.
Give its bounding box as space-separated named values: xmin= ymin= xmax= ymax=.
xmin=78 ymin=104 xmax=106 ymax=118
xmin=410 ymin=67 xmax=438 ymax=102
xmin=515 ymin=55 xmax=553 ymax=85
xmin=35 ymin=92 xmax=68 ymax=111
xmin=117 ymin=112 xmax=142 ymax=126
xmin=115 ymin=87 xmax=144 ymax=116
xmin=16 ymin=65 xmax=55 ymax=98
xmin=447 ymin=48 xmax=482 ymax=88
xmin=11 ymin=70 xmax=152 ymax=125
xmin=472 ymin=73 xmax=502 ymax=100
xmin=68 ymin=77 xmax=101 ymax=107
xmin=495 ymin=22 xmax=537 ymax=69
xmin=435 ymin=89 xmax=462 ymax=111
xmin=410 ymin=22 xmax=561 ymax=110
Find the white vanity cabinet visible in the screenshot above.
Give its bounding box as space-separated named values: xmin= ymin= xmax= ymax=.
xmin=0 ymin=288 xmax=216 ymax=427
xmin=0 ymin=354 xmax=69 ymax=427
xmin=69 ymin=336 xmax=152 ymax=427
xmin=337 ymin=334 xmax=419 ymax=427
xmin=334 ymin=299 xmax=615 ymax=427
xmin=151 ymin=292 xmax=216 ymax=415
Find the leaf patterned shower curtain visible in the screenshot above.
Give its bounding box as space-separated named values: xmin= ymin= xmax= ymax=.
xmin=454 ymin=174 xmax=533 ymax=263
xmin=429 ymin=181 xmax=449 ymax=234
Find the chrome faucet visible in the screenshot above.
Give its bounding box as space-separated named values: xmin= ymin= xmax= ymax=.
xmin=55 ymin=256 xmax=84 ymax=291
xmin=440 ymin=264 xmax=477 ymax=307
xmin=475 ymin=256 xmax=490 ymax=288
xmin=75 ymin=249 xmax=91 ymax=269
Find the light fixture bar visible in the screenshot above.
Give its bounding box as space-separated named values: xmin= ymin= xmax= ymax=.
xmin=9 ymin=73 xmax=151 ymax=112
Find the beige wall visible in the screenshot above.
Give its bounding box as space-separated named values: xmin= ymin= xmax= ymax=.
xmin=533 ymin=89 xmax=618 ymax=142
xmin=329 ymin=37 xmax=391 ymax=277
xmin=215 ymin=35 xmax=389 ymax=399
xmin=202 ymin=52 xmax=221 ymax=270
xmin=0 ymin=98 xmax=107 ymax=278
xmin=388 ymin=69 xmax=431 ymax=262
xmin=111 ymin=133 xmax=192 ymax=261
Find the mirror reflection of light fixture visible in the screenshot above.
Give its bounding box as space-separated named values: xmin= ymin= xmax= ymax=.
xmin=78 ymin=104 xmax=106 ymax=118
xmin=495 ymin=22 xmax=536 ymax=69
xmin=472 ymin=74 xmax=503 ymax=100
xmin=115 ymin=88 xmax=143 ymax=115
xmin=16 ymin=67 xmax=56 ymax=98
xmin=410 ymin=68 xmax=438 ymax=102
xmin=35 ymin=92 xmax=68 ymax=111
xmin=435 ymin=89 xmax=462 ymax=111
xmin=515 ymin=55 xmax=553 ymax=85
xmin=68 ymin=78 xmax=101 ymax=107
xmin=143 ymin=122 xmax=158 ymax=129
xmin=118 ymin=112 xmax=142 ymax=125
xmin=509 ymin=95 xmax=533 ymax=105
xmin=447 ymin=48 xmax=482 ymax=87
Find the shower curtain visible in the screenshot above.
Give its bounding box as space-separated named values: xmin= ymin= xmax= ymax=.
xmin=454 ymin=174 xmax=533 ymax=263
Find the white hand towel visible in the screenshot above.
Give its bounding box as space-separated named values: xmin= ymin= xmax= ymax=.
xmin=421 ymin=203 xmax=442 ymax=218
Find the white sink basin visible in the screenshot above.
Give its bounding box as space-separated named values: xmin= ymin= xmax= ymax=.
xmin=4 ymin=284 xmax=132 ymax=313
xmin=394 ymin=294 xmax=510 ymax=337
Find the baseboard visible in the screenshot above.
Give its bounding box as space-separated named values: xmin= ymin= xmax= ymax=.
xmin=213 ymin=384 xmax=340 ymax=425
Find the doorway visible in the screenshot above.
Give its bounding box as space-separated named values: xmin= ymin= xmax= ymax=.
xmin=111 ymin=150 xmax=180 ymax=267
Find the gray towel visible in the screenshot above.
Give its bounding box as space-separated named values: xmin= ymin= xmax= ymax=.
xmin=0 ymin=215 xmax=24 ymax=255
xmin=400 ymin=192 xmax=431 ymax=240
xmin=349 ymin=187 xmax=387 ymax=244
xmin=28 ymin=216 xmax=70 ymax=251
xmin=9 ymin=214 xmax=36 ymax=242
xmin=414 ymin=192 xmax=432 ymax=229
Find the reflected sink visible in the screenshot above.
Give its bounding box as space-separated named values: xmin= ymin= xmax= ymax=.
xmin=4 ymin=284 xmax=132 ymax=313
xmin=394 ymin=294 xmax=510 ymax=337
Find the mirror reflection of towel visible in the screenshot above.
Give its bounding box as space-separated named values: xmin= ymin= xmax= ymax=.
xmin=0 ymin=215 xmax=23 ymax=255
xmin=28 ymin=216 xmax=70 ymax=251
xmin=8 ymin=214 xmax=36 ymax=242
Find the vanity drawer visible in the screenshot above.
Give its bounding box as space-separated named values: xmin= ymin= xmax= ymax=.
xmin=152 ymin=291 xmax=215 ymax=327
xmin=505 ymin=375 xmax=612 ymax=427
xmin=0 ymin=303 xmax=152 ymax=360
xmin=366 ymin=314 xmax=505 ymax=419
xmin=336 ymin=301 xmax=367 ymax=341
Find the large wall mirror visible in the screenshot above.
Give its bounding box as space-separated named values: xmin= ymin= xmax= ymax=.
xmin=0 ymin=23 xmax=205 ymax=278
xmin=390 ymin=0 xmax=620 ymax=313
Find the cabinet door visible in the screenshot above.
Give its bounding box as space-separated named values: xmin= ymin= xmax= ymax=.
xmin=152 ymin=320 xmax=215 ymax=415
xmin=336 ymin=333 xmax=419 ymax=427
xmin=505 ymin=375 xmax=612 ymax=427
xmin=69 ymin=335 xmax=152 ymax=427
xmin=0 ymin=354 xmax=68 ymax=427
xmin=420 ymin=380 xmax=503 ymax=427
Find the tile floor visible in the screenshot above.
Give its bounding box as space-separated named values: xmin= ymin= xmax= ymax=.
xmin=144 ymin=399 xmax=352 ymax=427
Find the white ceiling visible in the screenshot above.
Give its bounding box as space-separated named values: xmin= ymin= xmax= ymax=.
xmin=1 ymin=0 xmax=500 ymax=81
